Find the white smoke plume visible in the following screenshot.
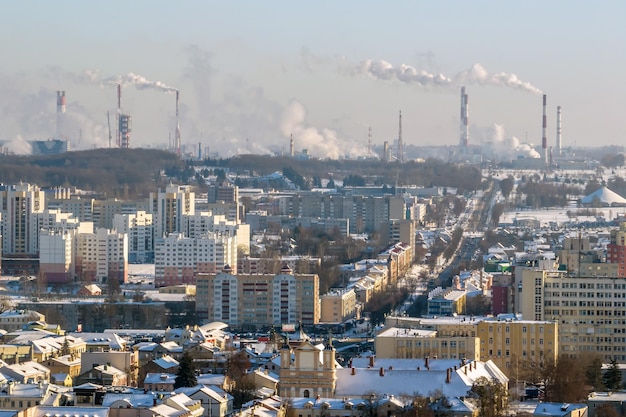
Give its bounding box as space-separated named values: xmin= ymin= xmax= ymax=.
xmin=3 ymin=135 xmax=32 ymax=155
xmin=477 ymin=123 xmax=540 ymax=162
xmin=356 ymin=59 xmax=453 ymax=87
xmin=105 ymin=72 xmax=178 ymax=93
xmin=354 ymin=59 xmax=542 ymax=94
xmin=281 ymin=100 xmax=368 ymax=160
xmin=455 ymin=63 xmax=543 ymax=95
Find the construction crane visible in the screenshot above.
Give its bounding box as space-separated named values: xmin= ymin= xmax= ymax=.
xmin=107 ymin=110 xmax=112 ymax=148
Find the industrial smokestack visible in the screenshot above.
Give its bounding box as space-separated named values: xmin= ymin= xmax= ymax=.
xmin=290 ymin=133 xmax=295 ymax=157
xmin=397 ymin=110 xmax=403 ymax=163
xmin=117 ymin=83 xmax=122 ymax=147
xmin=198 ymin=142 xmax=202 ymax=160
xmin=56 ymin=91 xmax=66 ymax=139
xmin=175 ymin=90 xmax=181 ymax=157
xmin=542 ymin=94 xmax=547 ymax=164
xmin=556 ymin=105 xmax=562 ymax=157
xmin=460 ymin=87 xmax=469 ymax=147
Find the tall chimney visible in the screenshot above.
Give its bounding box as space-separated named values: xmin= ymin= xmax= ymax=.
xmin=460 ymin=87 xmax=469 ymax=147
xmin=542 ymin=94 xmax=548 ymax=165
xmin=56 ymin=91 xmax=66 ymax=139
xmin=446 ymin=368 xmax=451 ymax=383
xmin=556 ymin=105 xmax=562 ymax=157
xmin=198 ymin=142 xmax=202 ymax=160
xmin=290 ymin=133 xmax=295 ymax=157
xmin=397 ymin=110 xmax=404 ymax=163
xmin=176 ymin=90 xmax=181 ymax=157
xmin=117 ymin=83 xmax=122 ymax=147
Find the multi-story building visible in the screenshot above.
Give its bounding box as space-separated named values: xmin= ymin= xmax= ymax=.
xmin=113 ymin=211 xmax=154 ymax=263
xmin=46 ymin=196 xmax=95 ymax=223
xmin=320 ymin=288 xmax=357 ymax=323
xmin=375 ymin=326 xmax=481 ymax=362
xmin=0 ymin=310 xmax=45 ymax=332
xmin=608 ymin=223 xmax=626 ymax=277
xmin=381 ymin=219 xmax=416 ymax=261
xmin=39 ymin=229 xmax=74 ymax=284
xmin=238 ymin=256 xmax=321 ymax=275
xmin=149 ymin=184 xmax=195 ymax=239
xmin=92 ymin=198 xmax=144 ymax=229
xmin=75 ymin=228 xmax=128 ymax=284
xmin=195 ymin=267 xmax=319 ymax=328
xmin=520 ymin=267 xmax=626 ymax=361
xmin=383 ymin=315 xmax=558 ymax=376
xmin=427 ymin=288 xmax=467 ymax=316
xmin=182 ymin=212 xmax=250 ymax=254
xmin=154 ymin=232 xmax=237 ymax=287
xmin=0 ymin=183 xmax=45 ymax=255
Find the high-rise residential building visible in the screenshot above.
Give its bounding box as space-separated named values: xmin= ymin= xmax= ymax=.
xmin=46 ymin=196 xmax=95 ymax=223
xmin=608 ymin=223 xmax=626 ymax=277
xmin=149 ymin=184 xmax=195 ymax=239
xmin=195 ymin=267 xmax=320 ymax=328
xmin=182 ymin=212 xmax=250 ymax=255
xmin=92 ymin=198 xmax=144 ymax=229
xmin=0 ymin=183 xmax=45 ymax=255
xmin=113 ymin=211 xmax=154 ymax=263
xmin=520 ymin=268 xmax=626 ymax=361
xmin=154 ymin=232 xmax=237 ymax=287
xmin=75 ymin=228 xmax=128 ymax=284
xmin=39 ymin=229 xmax=74 ymax=284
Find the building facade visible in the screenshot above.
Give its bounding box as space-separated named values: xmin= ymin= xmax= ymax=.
xmin=196 ymin=268 xmax=319 ymax=328
xmin=154 ymin=232 xmax=237 ymax=287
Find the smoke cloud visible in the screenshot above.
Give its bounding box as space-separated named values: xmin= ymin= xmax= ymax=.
xmin=281 ymin=100 xmax=368 ymax=160
xmin=354 ymin=59 xmax=542 ymax=94
xmin=105 ymin=72 xmax=178 ymax=93
xmin=477 ymin=123 xmax=541 ymax=162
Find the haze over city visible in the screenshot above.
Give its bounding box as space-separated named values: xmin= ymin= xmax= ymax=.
xmin=1 ymin=1 xmax=624 ymax=158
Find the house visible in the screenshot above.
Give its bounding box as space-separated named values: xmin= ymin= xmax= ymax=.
xmin=144 ymin=373 xmax=176 ymax=392
xmin=176 ymin=385 xmax=234 ymax=417
xmin=43 ymin=354 xmax=82 ymax=379
xmin=78 ymin=284 xmax=102 ymax=296
xmin=0 ymin=361 xmax=50 ymax=383
xmin=74 ymin=364 xmax=127 ymax=387
xmin=533 ymin=402 xmax=588 ymax=417
xmin=587 ymin=391 xmax=626 ymax=417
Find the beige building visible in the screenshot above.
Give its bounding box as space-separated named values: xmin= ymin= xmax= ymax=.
xmin=320 ymin=289 xmax=357 ymax=323
xmin=0 ymin=310 xmax=45 ymax=332
xmin=0 ymin=183 xmax=45 ymax=255
xmin=149 ymin=184 xmax=195 ymax=239
xmin=383 ymin=315 xmax=558 ymax=377
xmin=75 ymin=227 xmax=128 ymax=284
xmin=113 ymin=210 xmax=154 ymax=263
xmin=375 ymin=326 xmax=481 ymax=362
xmin=196 ymin=266 xmax=320 ymax=328
xmin=520 ymin=268 xmax=626 ymax=361
xmin=279 ymin=340 xmax=336 ymax=398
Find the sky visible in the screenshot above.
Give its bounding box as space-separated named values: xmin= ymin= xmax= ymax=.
xmin=0 ymin=1 xmax=625 ymax=159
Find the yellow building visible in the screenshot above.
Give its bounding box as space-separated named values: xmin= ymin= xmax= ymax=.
xmin=375 ymin=326 xmax=480 ymax=362
xmin=320 ymin=289 xmax=357 ymax=323
xmin=383 ymin=315 xmax=558 ymax=377
xmin=520 ymin=268 xmax=626 ymax=361
xmin=476 ymin=319 xmax=558 ymax=372
xmin=279 ymin=340 xmax=336 ymax=398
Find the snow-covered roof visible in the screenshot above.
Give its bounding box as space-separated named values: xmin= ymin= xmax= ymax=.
xmin=581 ymin=187 xmax=626 ymax=206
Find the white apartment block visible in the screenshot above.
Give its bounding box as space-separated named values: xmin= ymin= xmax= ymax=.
xmin=39 ymin=229 xmax=74 ymax=284
xmin=149 ymin=184 xmax=195 ymax=239
xmin=0 ymin=183 xmax=45 ymax=255
xmin=154 ymin=232 xmax=237 ymax=287
xmin=183 ymin=212 xmax=250 ymax=255
xmin=75 ymin=227 xmax=128 ymax=284
xmin=113 ymin=211 xmax=154 ymax=263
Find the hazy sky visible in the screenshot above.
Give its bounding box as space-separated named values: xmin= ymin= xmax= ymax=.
xmin=1 ymin=1 xmax=625 ymax=158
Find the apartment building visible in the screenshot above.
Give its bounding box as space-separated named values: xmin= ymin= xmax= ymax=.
xmin=75 ymin=227 xmax=128 ymax=284
xmin=154 ymin=232 xmax=237 ymax=287
xmin=149 ymin=184 xmax=195 ymax=239
xmin=0 ymin=183 xmax=45 ymax=255
xmin=608 ymin=222 xmax=626 ymax=277
xmin=195 ymin=267 xmax=320 ymax=328
xmin=520 ymin=268 xmax=626 ymax=361
xmin=113 ymin=211 xmax=154 ymax=263
xmin=320 ymin=288 xmax=357 ymax=323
